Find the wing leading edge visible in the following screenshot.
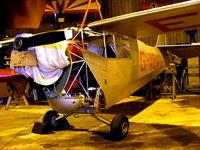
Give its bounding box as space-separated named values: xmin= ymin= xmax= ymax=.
xmin=88 ymin=0 xmax=200 ymax=38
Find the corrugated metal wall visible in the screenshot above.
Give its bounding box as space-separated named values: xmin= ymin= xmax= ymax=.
xmin=103 ymin=0 xmax=200 ymax=46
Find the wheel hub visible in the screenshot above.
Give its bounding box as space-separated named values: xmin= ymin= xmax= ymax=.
xmin=121 ymin=122 xmax=128 ymax=134
xmin=50 ymin=117 xmax=58 ymax=126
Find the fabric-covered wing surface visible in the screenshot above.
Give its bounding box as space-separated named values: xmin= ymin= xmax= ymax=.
xmin=88 ymin=0 xmax=200 ymax=38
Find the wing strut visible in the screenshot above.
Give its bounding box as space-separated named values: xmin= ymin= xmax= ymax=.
xmin=79 ymin=0 xmax=103 ymax=29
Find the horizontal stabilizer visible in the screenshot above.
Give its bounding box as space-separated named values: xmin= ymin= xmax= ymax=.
xmin=158 ymin=43 xmax=200 ymax=58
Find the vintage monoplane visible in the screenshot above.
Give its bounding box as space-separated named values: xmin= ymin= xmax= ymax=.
xmin=5 ymin=0 xmax=200 ymax=140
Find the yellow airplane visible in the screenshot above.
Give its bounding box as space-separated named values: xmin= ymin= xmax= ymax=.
xmin=7 ymin=0 xmax=200 ymax=140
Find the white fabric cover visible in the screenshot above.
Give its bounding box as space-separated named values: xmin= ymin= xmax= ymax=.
xmin=11 ymin=33 xmax=70 ymax=85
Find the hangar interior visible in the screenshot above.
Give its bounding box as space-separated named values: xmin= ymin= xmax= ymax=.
xmin=1 ymin=0 xmax=200 ymax=103
xmin=0 ymin=0 xmax=200 ymax=150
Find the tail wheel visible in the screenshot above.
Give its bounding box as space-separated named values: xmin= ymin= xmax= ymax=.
xmin=110 ymin=114 xmax=129 ymax=140
xmin=43 ymin=110 xmax=71 ymax=130
xmin=55 ymin=117 xmax=71 ymax=130
xmin=43 ymin=110 xmax=59 ymax=130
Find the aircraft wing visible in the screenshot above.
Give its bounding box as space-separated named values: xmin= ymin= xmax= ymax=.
xmin=0 ymin=39 xmax=14 ymax=45
xmin=88 ymin=0 xmax=200 ymax=38
xmin=0 ymin=38 xmax=14 ymax=55
xmin=158 ymin=43 xmax=200 ymax=58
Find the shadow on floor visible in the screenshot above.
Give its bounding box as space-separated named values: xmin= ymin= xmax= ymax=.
xmin=103 ymin=100 xmax=156 ymax=116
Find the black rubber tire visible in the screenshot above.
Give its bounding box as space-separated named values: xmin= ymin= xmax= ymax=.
xmin=55 ymin=117 xmax=71 ymax=130
xmin=43 ymin=110 xmax=59 ymax=130
xmin=110 ymin=114 xmax=129 ymax=140
xmin=43 ymin=110 xmax=71 ymax=131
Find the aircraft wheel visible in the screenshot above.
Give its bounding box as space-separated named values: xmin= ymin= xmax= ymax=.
xmin=43 ymin=110 xmax=59 ymax=130
xmin=110 ymin=114 xmax=129 ymax=140
xmin=43 ymin=110 xmax=71 ymax=130
xmin=55 ymin=117 xmax=72 ymax=130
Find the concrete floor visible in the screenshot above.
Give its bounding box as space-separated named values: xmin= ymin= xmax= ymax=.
xmin=0 ymin=95 xmax=200 ymax=150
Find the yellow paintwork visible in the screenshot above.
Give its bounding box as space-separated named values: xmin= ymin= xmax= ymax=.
xmin=81 ymin=38 xmax=165 ymax=108
xmin=86 ymin=0 xmax=200 ymax=108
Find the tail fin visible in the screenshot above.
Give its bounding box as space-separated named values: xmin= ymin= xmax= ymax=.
xmin=156 ymin=34 xmax=167 ymax=46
